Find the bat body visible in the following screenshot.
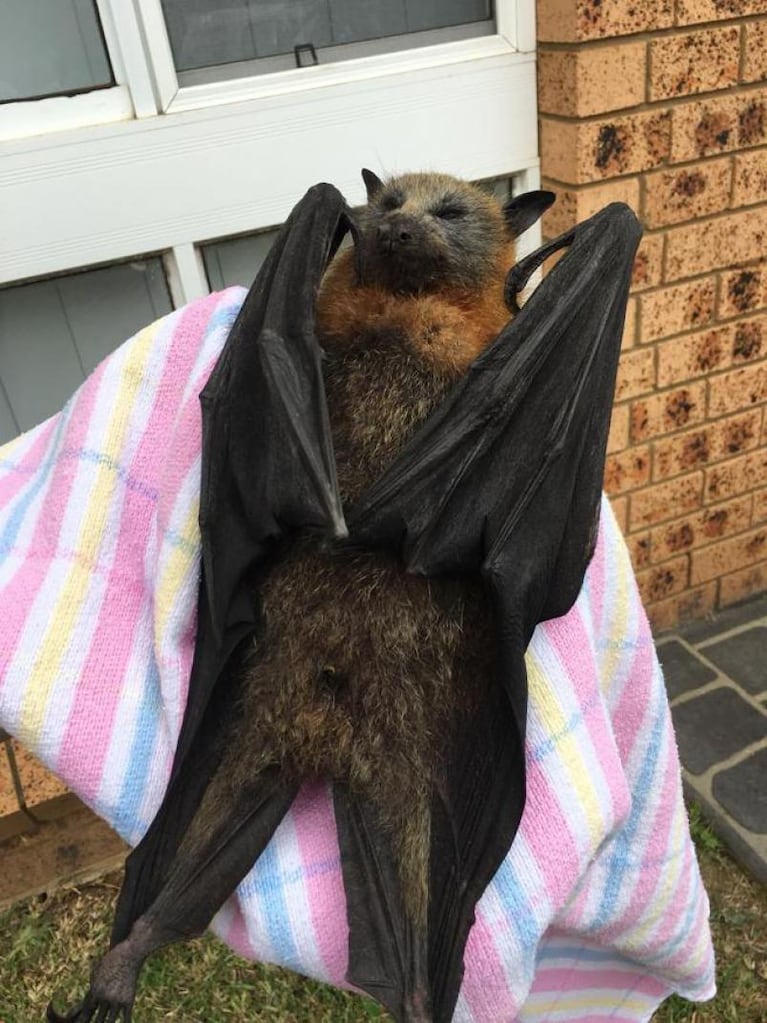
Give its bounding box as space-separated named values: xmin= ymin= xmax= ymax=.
xmin=47 ymin=174 xmax=640 ymax=1023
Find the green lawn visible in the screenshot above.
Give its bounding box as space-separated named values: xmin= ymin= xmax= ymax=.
xmin=1 ymin=806 xmax=765 ymax=1022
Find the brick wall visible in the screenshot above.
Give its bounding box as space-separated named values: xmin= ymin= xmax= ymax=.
xmin=537 ymin=0 xmax=767 ymax=630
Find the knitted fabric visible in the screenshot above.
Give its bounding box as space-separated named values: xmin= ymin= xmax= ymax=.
xmin=0 ymin=289 xmax=715 ymax=1021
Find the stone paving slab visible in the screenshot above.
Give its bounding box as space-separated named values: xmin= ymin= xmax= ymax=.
xmin=657 ymin=593 xmax=767 ymax=886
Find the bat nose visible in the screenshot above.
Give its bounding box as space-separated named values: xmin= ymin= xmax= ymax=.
xmin=377 ymin=220 xmax=413 ymax=252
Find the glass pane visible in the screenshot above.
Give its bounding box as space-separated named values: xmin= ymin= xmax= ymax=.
xmin=0 ymin=0 xmax=113 ymax=103
xmin=162 ymin=0 xmax=493 ymax=82
xmin=202 ymin=231 xmax=279 ymax=291
xmin=0 ymin=259 xmax=172 ymax=441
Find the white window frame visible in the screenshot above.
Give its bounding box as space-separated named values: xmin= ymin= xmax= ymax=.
xmin=0 ymin=1 xmax=158 ymax=142
xmin=134 ymin=0 xmax=535 ymax=114
xmin=1 ymin=0 xmax=541 ymax=306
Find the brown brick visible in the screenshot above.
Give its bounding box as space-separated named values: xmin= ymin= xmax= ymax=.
xmin=0 ymin=740 xmax=68 ymax=816
xmin=743 ymin=19 xmax=767 ymax=84
xmin=630 ymin=472 xmax=704 ymax=528
xmin=732 ymin=315 xmax=767 ymax=362
xmin=643 ymin=158 xmax=732 ymax=228
xmin=628 ymin=532 xmax=652 ymax=570
xmin=604 ymin=445 xmax=652 ymax=495
xmin=691 ymin=524 xmax=767 ymax=583
xmin=671 ymin=87 xmax=767 ymax=162
xmin=538 ymin=0 xmax=673 ymax=41
xmin=647 ymin=582 xmax=718 ymax=633
xmin=719 ymin=265 xmax=767 ymax=319
xmin=719 ymin=559 xmax=767 ymax=605
xmin=705 ymin=448 xmax=767 ymax=501
xmin=652 ymin=411 xmax=761 ymax=480
xmin=608 ymin=403 xmax=630 ymax=453
xmin=754 ymin=487 xmax=767 ymax=523
xmin=708 ymin=361 xmax=767 ymax=416
xmin=631 ymin=382 xmax=707 ymax=442
xmin=665 ymin=206 xmax=767 ymax=280
xmin=623 ymin=296 xmax=638 ymax=349
xmin=615 ymin=348 xmax=656 ymax=401
xmin=649 ymin=27 xmax=739 ymax=101
xmin=631 ymin=234 xmax=664 ymax=292
xmin=733 ymin=149 xmax=767 ymax=206
xmin=538 ymin=44 xmax=646 ymax=117
xmin=541 ymin=178 xmax=640 ymax=237
xmin=541 ymin=111 xmax=672 ymax=185
xmin=637 ymin=554 xmax=690 ymax=604
xmin=650 ymin=496 xmax=753 ymax=561
xmin=610 ymin=494 xmax=629 ymax=533
xmin=676 ymin=0 xmax=764 ymax=24
xmin=656 ymin=326 xmax=732 ymax=386
xmin=640 ymin=279 xmax=717 ymax=344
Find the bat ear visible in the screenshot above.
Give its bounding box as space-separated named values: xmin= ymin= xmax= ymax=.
xmin=503 ymin=190 xmax=556 ymax=237
xmin=361 ymin=168 xmax=384 ymax=201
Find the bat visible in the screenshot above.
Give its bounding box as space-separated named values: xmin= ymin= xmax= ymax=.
xmin=47 ymin=177 xmax=640 ymax=1022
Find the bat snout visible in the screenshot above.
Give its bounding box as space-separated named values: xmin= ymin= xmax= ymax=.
xmin=377 ymin=218 xmax=415 ymax=253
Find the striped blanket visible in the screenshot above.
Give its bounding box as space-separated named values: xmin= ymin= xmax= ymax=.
xmin=0 ymin=288 xmax=715 ymax=1021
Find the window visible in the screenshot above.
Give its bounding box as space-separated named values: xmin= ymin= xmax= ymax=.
xmin=0 ymin=259 xmax=172 ymax=441
xmin=1 ymin=0 xmax=113 ymax=103
xmin=161 ymin=0 xmax=494 ymax=85
xmin=1 ymin=0 xmax=539 ymax=439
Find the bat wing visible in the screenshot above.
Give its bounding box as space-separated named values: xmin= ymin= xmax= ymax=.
xmin=112 ymin=183 xmax=351 ymax=942
xmin=344 ymin=203 xmax=642 ymax=1020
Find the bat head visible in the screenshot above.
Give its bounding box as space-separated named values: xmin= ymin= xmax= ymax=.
xmin=358 ymin=169 xmax=554 ymax=295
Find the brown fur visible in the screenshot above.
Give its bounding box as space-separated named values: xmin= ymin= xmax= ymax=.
xmin=185 ymin=173 xmax=529 ymax=926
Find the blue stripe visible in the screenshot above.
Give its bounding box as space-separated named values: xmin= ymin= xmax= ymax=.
xmin=255 ymin=835 xmax=301 ymax=968
xmin=110 ymin=659 xmax=162 ymax=842
xmin=0 ymin=413 xmax=68 ymax=566
xmin=590 ymin=678 xmax=666 ymax=930
xmin=490 ymin=853 xmax=539 ymax=951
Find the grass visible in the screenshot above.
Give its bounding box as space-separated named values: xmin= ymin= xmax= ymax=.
xmin=1 ymin=806 xmax=765 ymax=1022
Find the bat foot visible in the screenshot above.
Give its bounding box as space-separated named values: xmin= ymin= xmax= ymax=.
xmin=46 ymin=994 xmax=132 ymax=1022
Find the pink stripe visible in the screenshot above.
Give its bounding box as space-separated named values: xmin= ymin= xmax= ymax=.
xmin=291 ymin=780 xmax=349 ymax=986
xmin=460 ymin=909 xmax=519 ymax=1021
xmin=57 ymin=296 xmax=222 ymax=796
xmin=530 ymin=965 xmax=668 ymax=996
xmin=0 ymin=417 xmax=58 ymax=504
xmin=521 ymin=758 xmax=580 ymax=910
xmin=609 ymin=620 xmax=656 ymax=764
xmin=585 ymin=511 xmax=607 ymax=628
xmin=224 ymin=899 xmax=257 ymax=959
xmin=0 ymin=365 xmax=104 ymax=706
xmin=547 ymin=605 xmax=630 ymax=827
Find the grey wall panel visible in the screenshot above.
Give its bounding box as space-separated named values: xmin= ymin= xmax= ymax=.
xmin=0 ymin=260 xmax=173 ymax=437
xmin=202 ymin=231 xmax=277 ymax=291
xmin=0 ymin=0 xmax=111 ymax=102
xmin=59 ymin=260 xmax=172 ymax=376
xmin=0 ymin=385 xmax=19 ymax=446
xmin=0 ymin=283 xmax=87 ymax=433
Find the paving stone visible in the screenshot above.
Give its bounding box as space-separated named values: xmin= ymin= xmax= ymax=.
xmin=671 ymin=686 xmax=767 ymax=775
xmin=657 ymin=638 xmax=718 ymax=701
xmin=712 ymin=747 xmax=767 ymax=834
xmin=678 ymin=591 xmax=767 ymax=644
xmin=700 ymin=626 xmax=767 ymax=696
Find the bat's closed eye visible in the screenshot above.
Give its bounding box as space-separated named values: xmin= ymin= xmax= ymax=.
xmin=434 ymin=205 xmax=466 ymax=220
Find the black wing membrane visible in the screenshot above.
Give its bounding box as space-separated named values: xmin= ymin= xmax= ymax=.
xmin=346 ymin=204 xmax=642 ymax=1020
xmin=112 ymin=184 xmax=351 ymax=943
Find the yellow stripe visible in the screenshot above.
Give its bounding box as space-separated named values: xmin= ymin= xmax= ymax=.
xmin=21 ymin=325 xmax=157 ymax=739
xmin=522 ymin=992 xmax=657 ymax=1014
xmin=598 ymin=529 xmax=632 ymax=692
xmin=154 ymin=500 xmax=200 ymax=647
xmin=526 ymin=648 xmax=606 ymax=849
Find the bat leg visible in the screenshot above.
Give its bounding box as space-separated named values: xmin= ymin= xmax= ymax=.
xmin=48 ymin=765 xmax=297 ymax=1022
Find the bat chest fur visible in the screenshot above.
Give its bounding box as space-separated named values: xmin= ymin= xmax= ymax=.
xmin=237 ymin=336 xmax=492 ymax=788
